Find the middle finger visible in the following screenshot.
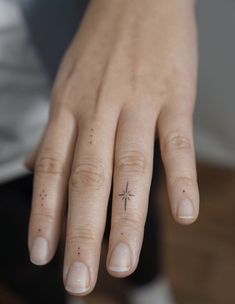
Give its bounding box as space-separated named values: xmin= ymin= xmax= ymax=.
xmin=107 ymin=104 xmax=157 ymax=277
xmin=63 ymin=114 xmax=117 ymax=295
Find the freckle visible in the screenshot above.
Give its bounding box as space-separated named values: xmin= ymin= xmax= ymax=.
xmin=183 ymin=189 xmax=186 ymax=193
xmin=121 ymin=232 xmax=124 ymax=236
xmin=38 ymin=228 xmax=41 ymax=232
xmin=41 ymin=203 xmax=43 ymax=207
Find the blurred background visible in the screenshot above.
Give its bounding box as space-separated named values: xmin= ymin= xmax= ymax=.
xmin=0 ymin=0 xmax=234 ymax=303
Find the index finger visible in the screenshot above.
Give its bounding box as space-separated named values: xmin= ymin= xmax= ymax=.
xmin=28 ymin=107 xmax=76 ymax=265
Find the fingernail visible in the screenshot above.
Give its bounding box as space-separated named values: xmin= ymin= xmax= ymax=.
xmin=66 ymin=262 xmax=90 ymax=294
xmin=177 ymin=198 xmax=194 ymax=219
xmin=30 ymin=237 xmax=49 ymax=265
xmin=108 ymin=242 xmax=131 ymax=272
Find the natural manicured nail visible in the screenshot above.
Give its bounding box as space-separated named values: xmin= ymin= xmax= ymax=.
xmin=30 ymin=237 xmax=49 ymax=265
xmin=66 ymin=262 xmax=90 ymax=294
xmin=177 ymin=198 xmax=194 ymax=219
xmin=108 ymin=242 xmax=131 ymax=272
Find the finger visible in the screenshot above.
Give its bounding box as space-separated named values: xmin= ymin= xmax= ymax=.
xmin=28 ymin=107 xmax=77 ymax=265
xmin=107 ymin=105 xmax=157 ymax=277
xmin=24 ymin=118 xmax=52 ymax=171
xmin=63 ymin=114 xmax=117 ymax=295
xmin=24 ymin=149 xmax=38 ymax=171
xmin=158 ymin=105 xmax=199 ymax=224
xmin=24 ymin=137 xmax=43 ymax=171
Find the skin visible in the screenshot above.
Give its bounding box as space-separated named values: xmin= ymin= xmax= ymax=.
xmin=27 ymin=0 xmax=199 ymax=296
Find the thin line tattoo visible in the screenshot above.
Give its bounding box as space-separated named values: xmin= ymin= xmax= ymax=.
xmin=118 ymin=181 xmax=135 ymax=211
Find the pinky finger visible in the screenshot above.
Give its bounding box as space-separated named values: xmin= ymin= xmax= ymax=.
xmin=158 ymin=107 xmax=199 ymax=224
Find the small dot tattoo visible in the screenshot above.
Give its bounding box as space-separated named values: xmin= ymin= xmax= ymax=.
xmin=39 ymin=189 xmax=47 ymax=201
xmin=183 ymin=189 xmax=186 ymax=193
xmin=78 ymin=247 xmax=81 ymax=255
xmin=89 ymin=128 xmax=94 ymax=144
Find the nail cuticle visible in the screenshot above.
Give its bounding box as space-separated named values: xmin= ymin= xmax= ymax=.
xmin=30 ymin=236 xmax=49 ymax=265
xmin=177 ymin=198 xmax=195 ymax=220
xmin=108 ymin=242 xmax=132 ymax=273
xmin=65 ymin=261 xmax=90 ymax=294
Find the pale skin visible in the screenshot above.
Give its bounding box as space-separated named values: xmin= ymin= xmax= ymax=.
xmin=27 ymin=0 xmax=199 ymax=296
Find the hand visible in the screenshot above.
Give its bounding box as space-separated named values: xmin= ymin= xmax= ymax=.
xmin=27 ymin=0 xmax=199 ymax=295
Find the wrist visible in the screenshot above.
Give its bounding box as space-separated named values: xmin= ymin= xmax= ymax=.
xmin=89 ymin=0 xmax=196 ymax=15
xmin=86 ymin=0 xmax=196 ymax=32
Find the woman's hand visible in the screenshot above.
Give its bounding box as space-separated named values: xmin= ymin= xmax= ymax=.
xmin=27 ymin=0 xmax=199 ymax=295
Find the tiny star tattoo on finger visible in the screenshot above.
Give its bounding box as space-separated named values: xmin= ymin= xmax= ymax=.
xmin=118 ymin=181 xmax=135 ymax=211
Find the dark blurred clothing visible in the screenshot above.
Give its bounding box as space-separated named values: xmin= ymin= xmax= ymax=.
xmin=19 ymin=0 xmax=89 ymax=80
xmin=0 ymin=174 xmax=66 ymax=304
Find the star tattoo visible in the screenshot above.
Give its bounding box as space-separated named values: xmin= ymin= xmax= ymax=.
xmin=118 ymin=181 xmax=135 ymax=211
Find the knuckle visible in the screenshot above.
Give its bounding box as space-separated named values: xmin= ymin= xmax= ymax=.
xmin=35 ymin=156 xmax=64 ymax=175
xmin=31 ymin=211 xmax=55 ymax=224
xmin=115 ymin=150 xmax=148 ymax=175
xmin=51 ymin=80 xmax=71 ymax=105
xmin=52 ymin=88 xmax=64 ymax=105
xmin=67 ymin=227 xmax=99 ymax=245
xmin=162 ymin=133 xmax=192 ymax=154
xmin=113 ymin=214 xmax=143 ymax=231
xmin=69 ymin=159 xmax=105 ymax=191
xmin=170 ymin=176 xmax=195 ymax=188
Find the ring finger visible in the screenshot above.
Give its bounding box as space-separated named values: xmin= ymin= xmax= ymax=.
xmin=107 ymin=104 xmax=158 ymax=277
